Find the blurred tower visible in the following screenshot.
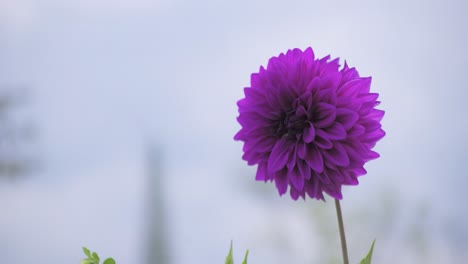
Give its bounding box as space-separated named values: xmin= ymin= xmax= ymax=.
xmin=0 ymin=87 xmax=37 ymax=178
xmin=145 ymin=144 xmax=170 ymax=264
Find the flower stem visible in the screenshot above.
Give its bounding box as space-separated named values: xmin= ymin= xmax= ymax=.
xmin=335 ymin=199 xmax=349 ymax=264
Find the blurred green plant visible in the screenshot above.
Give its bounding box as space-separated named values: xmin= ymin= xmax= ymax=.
xmin=359 ymin=240 xmax=375 ymax=264
xmin=225 ymin=241 xmax=248 ymax=264
xmin=79 ymin=240 xmax=372 ymax=264
xmin=80 ymin=247 xmax=115 ymax=264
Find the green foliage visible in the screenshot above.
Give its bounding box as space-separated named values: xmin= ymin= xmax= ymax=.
xmin=103 ymin=258 xmax=116 ymax=264
xmin=81 ymin=247 xmax=115 ymax=264
xmin=225 ymin=241 xmax=249 ymax=264
xmin=241 ymin=250 xmax=249 ymax=264
xmin=225 ymin=242 xmax=234 ymax=264
xmin=359 ymin=240 xmax=376 ymax=264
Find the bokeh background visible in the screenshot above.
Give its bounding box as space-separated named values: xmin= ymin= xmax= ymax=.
xmin=1 ymin=0 xmax=467 ymax=263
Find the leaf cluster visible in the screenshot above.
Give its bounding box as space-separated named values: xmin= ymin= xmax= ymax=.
xmin=81 ymin=247 xmax=116 ymax=264
xmin=225 ymin=241 xmax=249 ymax=264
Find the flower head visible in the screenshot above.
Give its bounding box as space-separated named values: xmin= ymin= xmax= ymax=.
xmin=234 ymin=48 xmax=385 ymax=200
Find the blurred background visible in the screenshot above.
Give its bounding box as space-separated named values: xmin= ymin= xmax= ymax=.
xmin=1 ymin=0 xmax=467 ymax=263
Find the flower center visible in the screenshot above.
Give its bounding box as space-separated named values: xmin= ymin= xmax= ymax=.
xmin=274 ymin=109 xmax=308 ymax=139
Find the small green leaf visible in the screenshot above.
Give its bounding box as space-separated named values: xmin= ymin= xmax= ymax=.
xmin=83 ymin=247 xmax=91 ymax=258
xmin=103 ymin=258 xmax=116 ymax=264
xmin=91 ymin=252 xmax=100 ymax=262
xmin=359 ymin=240 xmax=376 ymax=264
xmin=241 ymin=250 xmax=249 ymax=264
xmin=80 ymin=260 xmax=96 ymax=264
xmin=225 ymin=241 xmax=234 ymax=264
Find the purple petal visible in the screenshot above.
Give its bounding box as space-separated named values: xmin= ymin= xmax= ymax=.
xmin=289 ymin=165 xmax=305 ymax=190
xmin=305 ymin=145 xmax=324 ymax=173
xmin=274 ymin=169 xmax=288 ymax=195
xmin=299 ymin=91 xmax=313 ymax=109
xmin=342 ymin=170 xmax=359 ymax=185
xmin=320 ymin=71 xmax=342 ymax=91
xmin=352 ymin=167 xmax=367 ymax=177
xmin=306 ymin=76 xmax=322 ymax=93
xmin=340 ymin=63 xmax=360 ymax=84
xmin=314 ymin=129 xmax=333 ymax=149
xmin=303 ymin=123 xmax=316 ymax=143
xmin=318 ymin=172 xmax=332 ymax=185
xmin=289 ymin=186 xmax=305 ymax=200
xmin=286 ymin=143 xmax=297 ymax=170
xmin=323 ymin=184 xmax=343 ymax=200
xmin=234 ymin=129 xmax=245 ymax=141
xmin=314 ymin=102 xmax=337 ymax=128
xmin=314 ymin=88 xmax=337 ymax=105
xmin=362 ymin=129 xmax=386 ymax=143
xmin=358 ymin=92 xmax=379 ymax=102
xmin=322 ymin=141 xmax=350 ymax=167
xmin=297 ymin=159 xmax=311 ymax=180
xmin=366 ymin=109 xmax=385 ymax=122
xmin=302 ymin=47 xmax=315 ymax=63
xmin=342 ymin=142 xmax=365 ymax=163
xmin=297 ymin=141 xmax=307 ymax=159
xmin=255 ymin=162 xmax=268 ymax=181
xmin=361 ymin=119 xmax=382 ymax=132
xmin=324 ymin=122 xmax=346 ymax=140
xmin=305 ymin=178 xmax=324 ymax=200
xmin=337 ymin=78 xmax=371 ymax=97
xmin=336 ymin=108 xmax=359 ymax=130
xmin=347 ymin=124 xmax=365 ymax=138
xmin=296 ymin=105 xmax=308 ymax=117
xmin=365 ymin=150 xmax=380 ymax=161
xmin=327 ymin=169 xmax=345 ymax=184
xmin=290 ymin=187 xmax=300 ymax=200
xmin=250 ymin=136 xmax=276 ymax=153
xmin=268 ymin=138 xmax=293 ymax=172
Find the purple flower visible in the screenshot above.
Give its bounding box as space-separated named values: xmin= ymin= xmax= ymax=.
xmin=234 ymin=48 xmax=385 ymax=201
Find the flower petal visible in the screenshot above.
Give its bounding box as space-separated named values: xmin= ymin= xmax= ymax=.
xmin=305 ymin=145 xmax=324 ymax=173
xmin=289 ymin=165 xmax=304 ymax=190
xmin=366 ymin=109 xmax=385 ymax=122
xmin=297 ymin=159 xmax=311 ymax=180
xmin=268 ymin=138 xmax=293 ymax=172
xmin=314 ymin=129 xmax=333 ymax=149
xmin=250 ymin=136 xmax=276 ymax=153
xmin=286 ymin=143 xmax=297 ymax=170
xmin=323 ymin=184 xmax=343 ymax=200
xmin=297 ymin=141 xmax=307 ymax=159
xmin=347 ymin=124 xmax=365 ymax=138
xmin=325 ymin=122 xmax=346 ymax=140
xmin=314 ymin=102 xmax=336 ymax=128
xmin=305 ymin=177 xmax=324 ymax=200
xmin=303 ymin=123 xmax=316 ymax=143
xmin=255 ymin=162 xmax=269 ymax=181
xmin=336 ymin=108 xmax=359 ymax=130
xmin=327 ymin=169 xmax=345 ymax=184
xmin=361 ymin=119 xmax=382 ymax=132
xmin=274 ymin=169 xmax=288 ymax=195
xmin=322 ymin=141 xmax=350 ymax=167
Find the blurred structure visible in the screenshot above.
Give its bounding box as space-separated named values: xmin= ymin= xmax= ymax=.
xmin=145 ymin=145 xmax=170 ymax=264
xmin=0 ymin=87 xmax=37 ymax=178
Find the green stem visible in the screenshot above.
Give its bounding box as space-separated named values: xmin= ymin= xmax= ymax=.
xmin=335 ymin=199 xmax=349 ymax=264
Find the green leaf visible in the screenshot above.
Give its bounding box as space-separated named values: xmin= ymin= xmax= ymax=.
xmin=241 ymin=250 xmax=249 ymax=264
xmin=359 ymin=240 xmax=376 ymax=264
xmin=83 ymin=247 xmax=91 ymax=258
xmin=225 ymin=241 xmax=234 ymax=264
xmin=80 ymin=260 xmax=96 ymax=264
xmin=103 ymin=258 xmax=116 ymax=264
xmin=91 ymin=252 xmax=100 ymax=262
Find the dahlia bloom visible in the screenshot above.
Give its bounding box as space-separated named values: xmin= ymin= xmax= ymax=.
xmin=234 ymin=47 xmax=385 ymax=200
